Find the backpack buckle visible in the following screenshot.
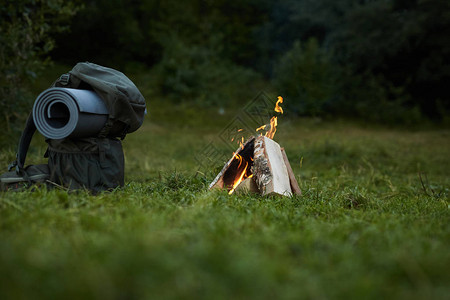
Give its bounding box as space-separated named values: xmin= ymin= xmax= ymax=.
xmin=7 ymin=159 xmax=23 ymax=176
xmin=7 ymin=159 xmax=17 ymax=172
xmin=58 ymin=73 xmax=70 ymax=86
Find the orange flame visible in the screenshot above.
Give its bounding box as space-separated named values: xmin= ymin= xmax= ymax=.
xmin=265 ymin=116 xmax=278 ymax=139
xmin=275 ymin=96 xmax=284 ymax=114
xmin=229 ymin=95 xmax=284 ymax=194
xmin=254 ymin=96 xmax=284 ymax=140
xmin=256 ymin=124 xmax=266 ymax=132
xmin=232 ymin=129 xmax=246 ymax=148
xmin=228 ymin=153 xmax=253 ymax=194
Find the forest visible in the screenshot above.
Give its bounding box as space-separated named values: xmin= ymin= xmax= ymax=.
xmin=1 ymin=0 xmax=450 ymax=144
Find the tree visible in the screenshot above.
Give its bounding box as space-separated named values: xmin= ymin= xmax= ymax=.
xmin=268 ymin=0 xmax=450 ymax=121
xmin=0 ymin=0 xmax=79 ymax=144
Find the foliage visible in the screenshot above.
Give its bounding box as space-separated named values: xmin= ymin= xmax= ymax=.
xmin=338 ymin=70 xmax=423 ymax=124
xmin=51 ymin=0 xmax=266 ymax=68
xmin=273 ymin=38 xmax=423 ymax=123
xmin=327 ymin=0 xmax=450 ymax=119
xmin=50 ymin=0 xmax=160 ymax=68
xmin=1 ymin=0 xmax=449 ymax=145
xmin=0 ymin=104 xmax=449 ymax=299
xmin=50 ymin=0 xmax=267 ymax=106
xmin=154 ymin=37 xmax=261 ymax=106
xmin=273 ymin=39 xmax=338 ymax=116
xmin=0 ymin=0 xmax=79 ymax=145
xmin=266 ymin=0 xmax=450 ymax=121
xmin=48 ymin=0 xmax=450 ymax=122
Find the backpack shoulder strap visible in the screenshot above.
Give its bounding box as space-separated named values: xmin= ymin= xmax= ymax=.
xmin=8 ymin=113 xmax=36 ymax=174
xmin=7 ymin=70 xmax=82 ymax=175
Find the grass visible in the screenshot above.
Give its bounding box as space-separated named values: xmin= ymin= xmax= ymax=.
xmin=0 ymin=70 xmax=449 ymax=299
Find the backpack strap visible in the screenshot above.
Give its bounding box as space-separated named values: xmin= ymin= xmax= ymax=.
xmin=8 ymin=113 xmax=36 ymax=175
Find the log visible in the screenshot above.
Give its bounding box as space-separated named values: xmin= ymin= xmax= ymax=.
xmin=235 ymin=177 xmax=258 ymax=194
xmin=209 ymin=137 xmax=255 ymax=190
xmin=252 ymin=136 xmax=292 ymax=197
xmin=280 ymin=148 xmax=301 ymax=196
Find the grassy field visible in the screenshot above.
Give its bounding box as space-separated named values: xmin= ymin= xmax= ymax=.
xmin=0 ymin=72 xmax=449 ymax=299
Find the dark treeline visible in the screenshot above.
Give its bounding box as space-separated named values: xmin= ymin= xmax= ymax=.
xmin=51 ymin=0 xmax=450 ymax=123
xmin=1 ymin=0 xmax=449 ymax=139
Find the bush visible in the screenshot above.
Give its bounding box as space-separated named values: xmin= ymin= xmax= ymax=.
xmin=154 ymin=37 xmax=261 ymax=107
xmin=273 ymin=38 xmax=339 ymax=116
xmin=338 ymin=71 xmax=423 ymax=125
xmin=273 ymin=38 xmax=423 ymax=124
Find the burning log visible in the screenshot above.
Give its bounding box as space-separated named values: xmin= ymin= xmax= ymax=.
xmin=209 ymin=137 xmax=255 ymax=192
xmin=234 ymin=177 xmax=258 ymax=194
xmin=208 ymin=136 xmax=300 ymax=197
xmin=208 ymin=95 xmax=301 ymax=197
xmin=252 ymin=136 xmax=292 ymax=196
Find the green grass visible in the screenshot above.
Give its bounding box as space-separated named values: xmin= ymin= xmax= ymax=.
xmin=1 ymin=73 xmax=449 ymax=299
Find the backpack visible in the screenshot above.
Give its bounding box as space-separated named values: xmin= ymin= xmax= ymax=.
xmin=1 ymin=62 xmax=146 ymax=193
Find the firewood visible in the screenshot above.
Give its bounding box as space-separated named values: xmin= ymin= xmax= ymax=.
xmin=252 ymin=136 xmax=292 ymax=197
xmin=235 ymin=177 xmax=258 ymax=194
xmin=209 ymin=137 xmax=255 ymax=190
xmin=280 ymin=148 xmax=301 ymax=195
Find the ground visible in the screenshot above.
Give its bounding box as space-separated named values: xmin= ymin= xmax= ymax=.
xmin=0 ymin=71 xmax=449 ymax=299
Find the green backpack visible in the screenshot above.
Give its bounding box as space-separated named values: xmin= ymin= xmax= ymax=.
xmin=1 ymin=62 xmax=146 ymax=193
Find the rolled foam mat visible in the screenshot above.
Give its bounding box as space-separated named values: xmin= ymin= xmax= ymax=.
xmin=33 ymin=87 xmax=109 ymax=139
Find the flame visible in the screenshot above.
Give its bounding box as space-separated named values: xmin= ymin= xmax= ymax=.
xmin=228 ymin=95 xmax=285 ymax=194
xmin=265 ymin=116 xmax=278 ymax=139
xmin=236 ymin=137 xmax=245 ymax=149
xmin=228 ymin=153 xmax=252 ymax=194
xmin=275 ymin=96 xmax=284 ymax=114
xmin=256 ymin=124 xmax=266 ymax=132
xmin=232 ymin=129 xmax=246 ymax=148
xmin=254 ymin=96 xmax=284 ymax=140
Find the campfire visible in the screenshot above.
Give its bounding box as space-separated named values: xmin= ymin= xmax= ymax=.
xmin=209 ymin=97 xmax=301 ymax=197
